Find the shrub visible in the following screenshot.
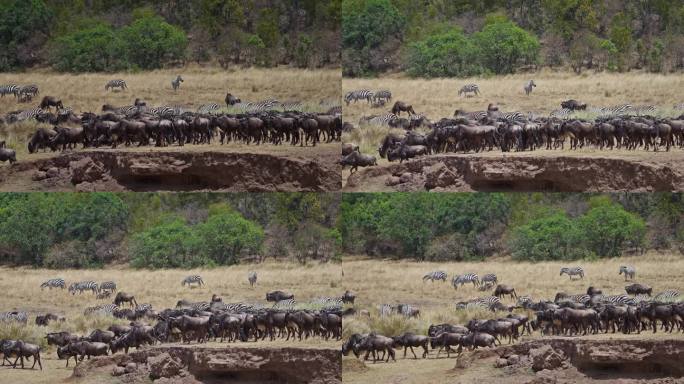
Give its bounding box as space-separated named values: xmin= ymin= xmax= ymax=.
xmin=577 ymin=196 xmax=646 ymax=257
xmin=472 ymin=19 xmax=540 ymax=74
xmin=510 ymin=211 xmax=584 ymax=261
xmin=407 ymin=29 xmax=484 ymax=78
xmin=51 ymin=23 xmax=127 ymax=72
xmin=119 ymin=15 xmax=187 ymax=70
xmin=0 ymin=0 xmax=52 ymax=70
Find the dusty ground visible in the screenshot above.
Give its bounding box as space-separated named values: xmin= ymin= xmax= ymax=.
xmin=342 ymin=71 xmax=684 ymax=192
xmin=0 ymin=67 xmax=341 ymax=192
xmin=342 ymin=255 xmax=684 ymax=383
xmin=0 ymin=261 xmax=343 ymax=383
xmin=342 ymin=148 xmax=684 ymax=192
xmin=0 ymin=142 xmax=341 ymax=192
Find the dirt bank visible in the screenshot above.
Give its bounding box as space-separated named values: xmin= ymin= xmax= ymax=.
xmin=72 ymin=345 xmax=341 ymax=384
xmin=344 ymin=152 xmax=684 ymax=192
xmin=0 ymin=147 xmax=341 ymax=191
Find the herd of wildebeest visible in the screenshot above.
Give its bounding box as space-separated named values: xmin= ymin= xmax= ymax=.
xmin=340 ymin=89 xmax=684 ymax=173
xmin=0 ymin=80 xmax=342 ymax=166
xmin=0 ymin=273 xmax=353 ymax=370
xmin=342 ymin=265 xmax=683 ymax=363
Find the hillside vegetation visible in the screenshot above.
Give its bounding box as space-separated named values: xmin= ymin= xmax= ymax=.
xmin=339 ymin=193 xmax=684 ymax=261
xmin=342 ymin=0 xmax=684 ymax=76
xmin=0 ymin=193 xmax=341 ymax=268
xmin=0 ymin=0 xmax=340 ymax=72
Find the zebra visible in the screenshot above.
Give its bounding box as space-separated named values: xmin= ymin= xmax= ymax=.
xmin=516 ymin=295 xmax=533 ymax=308
xmin=603 ymin=294 xmax=636 ymax=306
xmin=148 ymin=105 xmax=179 ymax=117
xmin=373 ymin=90 xmax=392 ymax=103
xmin=104 ymin=104 xmax=139 ymax=116
xmin=481 ymin=274 xmax=498 ymax=285
xmin=248 ymin=271 xmax=257 ymax=287
xmin=84 ymin=304 xmax=118 ymax=316
xmin=197 ymin=103 xmax=220 ymax=114
xmin=310 ymin=297 xmax=343 ymax=311
xmin=40 ymin=278 xmax=65 ymax=290
xmin=452 ymin=273 xmax=480 ymax=290
xmin=181 ymin=275 xmax=204 ymax=287
xmin=280 ymin=101 xmax=303 ymax=111
xmin=673 ymin=103 xmax=684 ymax=110
xmin=250 ymin=99 xmax=280 ymax=113
xmin=0 ymin=311 xmax=28 ymax=324
xmin=654 ymin=290 xmax=680 ymax=303
xmin=0 ymin=84 xmax=19 ymax=97
xmin=422 ymin=271 xmax=447 ymax=282
xmin=632 ymin=105 xmax=656 ymax=116
xmin=14 ymin=107 xmax=44 ymax=122
xmin=189 ymin=302 xmax=211 ymax=311
xmin=105 ymin=79 xmax=127 ymax=91
xmin=99 ymin=281 xmax=117 ymax=293
xmin=361 ymin=113 xmax=398 ymax=126
xmin=524 ymin=80 xmax=536 ymax=96
xmin=560 ymin=267 xmax=584 ymax=280
xmin=557 ymin=293 xmax=591 ymax=304
xmin=501 ymin=111 xmax=526 ymax=122
xmin=19 ymin=84 xmax=39 ymax=97
xmin=396 ymin=304 xmax=419 ymax=318
xmin=619 ymin=266 xmax=636 ymax=281
xmin=550 ymin=108 xmax=572 ymax=119
xmin=456 ymin=296 xmax=502 ymax=311
xmin=224 ymin=302 xmax=259 ymax=313
xmin=454 ymin=109 xmax=487 ymax=121
xmin=135 ymin=303 xmax=153 ymax=313
xmin=68 ymin=281 xmax=98 ymax=294
xmin=272 ymin=299 xmax=296 ymax=310
xmin=379 ymin=304 xmax=394 ymax=317
xmin=171 ymin=75 xmax=183 ymax=91
xmin=344 ymin=90 xmax=374 ymax=105
xmin=458 ymin=84 xmax=480 ymax=97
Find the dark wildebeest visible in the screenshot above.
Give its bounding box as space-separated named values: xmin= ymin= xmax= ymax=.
xmin=625 ymin=283 xmax=652 ymax=296
xmin=429 ymin=332 xmax=463 ymax=358
xmin=494 ymin=285 xmax=518 ymax=300
xmin=354 ymin=334 xmax=395 ymax=363
xmin=587 ymin=286 xmax=603 ymax=296
xmin=3 ymin=340 xmax=42 ymax=370
xmin=386 ymin=144 xmax=427 ymax=163
xmin=342 ymin=143 xmax=359 ymax=156
xmin=39 ymin=96 xmax=63 ymax=111
xmin=391 ymin=101 xmax=415 ymax=116
xmin=56 ymin=345 xmax=78 ymax=367
xmin=114 ymin=292 xmax=138 ymax=308
xmin=460 ymin=332 xmax=497 ymax=350
xmin=46 ymin=332 xmax=78 ymax=347
xmin=65 ymin=341 xmax=108 ymax=362
xmin=35 ymin=313 xmax=62 ymax=326
xmin=392 ymin=332 xmax=429 ymax=359
xmin=561 ymin=99 xmax=587 ymax=111
xmin=339 ymin=151 xmax=377 ymax=174
xmin=87 ymin=329 xmax=115 ymax=344
xmin=428 ymin=324 xmax=468 ymax=337
xmin=266 ymin=291 xmax=294 ymax=302
xmin=225 ymin=93 xmax=241 ymax=107
xmin=342 ymin=290 xmax=356 ymax=305
xmin=0 ymin=147 xmax=16 ymax=164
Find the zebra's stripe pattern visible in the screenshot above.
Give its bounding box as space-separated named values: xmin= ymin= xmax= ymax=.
xmin=310 ymin=297 xmax=343 ymax=311
xmin=84 ymin=304 xmax=118 ymax=316
xmin=364 ymin=113 xmax=398 ymax=126
xmin=0 ymin=311 xmax=28 ymax=324
xmin=560 ymin=267 xmax=584 ymax=280
xmin=0 ymin=84 xmax=19 ymax=97
xmin=517 ymin=295 xmax=533 ymax=308
xmin=456 ymin=296 xmax=501 ymax=311
xmin=619 ymin=266 xmax=636 ymax=280
xmin=379 ymin=304 xmax=394 ymax=317
xmin=373 ymin=90 xmax=392 ymax=102
xmin=452 ymin=273 xmax=480 ymax=289
xmin=105 ymin=79 xmax=127 ymax=91
xmin=100 ymin=281 xmax=117 ymax=292
xmin=272 ymin=299 xmax=296 ymax=310
xmin=19 ymin=84 xmax=39 ymax=96
xmin=15 ymin=108 xmax=44 ymax=122
xmin=423 ymin=271 xmax=447 ymax=282
xmin=281 ymin=101 xmax=303 ymax=111
xmin=197 ymin=103 xmax=221 ymax=114
xmin=654 ymin=289 xmax=680 ymax=302
xmin=40 ymin=278 xmax=65 ymax=290
xmin=68 ymin=281 xmax=98 ymax=294
xmin=550 ymin=108 xmax=572 ymax=119
xmin=458 ymin=84 xmax=480 ymax=97
xmin=481 ymin=274 xmax=498 ymax=285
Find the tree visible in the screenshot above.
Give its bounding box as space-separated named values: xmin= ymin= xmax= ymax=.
xmin=119 ymin=15 xmax=188 ymax=70
xmin=130 ymin=217 xmax=205 ymax=268
xmin=0 ymin=0 xmax=53 ymax=70
xmin=407 ymin=28 xmax=484 ymax=77
xmin=195 ymin=204 xmax=264 ymax=265
xmin=472 ymin=19 xmax=540 ymax=74
xmin=52 ymin=23 xmax=126 ymax=72
xmin=577 ymin=196 xmax=646 ymax=257
xmin=510 ymin=211 xmax=583 ymax=261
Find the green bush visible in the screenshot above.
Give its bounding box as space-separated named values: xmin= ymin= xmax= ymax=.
xmin=119 ymin=15 xmax=187 ymax=70
xmin=196 ymin=205 xmax=264 ymax=265
xmin=510 ymin=211 xmax=584 ymax=261
xmin=0 ymin=0 xmax=52 ymax=70
xmin=52 ymin=23 xmax=127 ymax=72
xmin=472 ymin=19 xmax=540 ymax=74
xmin=577 ymin=196 xmax=646 ymax=257
xmin=130 ymin=216 xmax=206 ymax=269
xmin=407 ymin=29 xmax=484 ymax=78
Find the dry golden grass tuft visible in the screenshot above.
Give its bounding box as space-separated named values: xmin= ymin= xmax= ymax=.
xmin=342 ymin=253 xmax=684 ymax=384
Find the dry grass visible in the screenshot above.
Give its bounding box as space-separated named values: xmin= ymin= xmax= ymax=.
xmin=0 ymin=66 xmax=341 ymax=155
xmin=342 ymin=253 xmax=684 ymax=383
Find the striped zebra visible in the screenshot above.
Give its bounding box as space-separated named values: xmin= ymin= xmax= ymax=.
xmin=0 ymin=311 xmax=28 ymax=324
xmin=500 ymin=111 xmax=526 ymax=122
xmin=197 ymin=103 xmax=220 ymax=114
xmin=456 ymin=296 xmax=502 ymax=311
xmin=603 ymin=294 xmax=636 ymax=306
xmin=99 ymin=281 xmax=117 ymax=293
xmin=632 ymin=105 xmax=656 ymax=116
xmin=560 ymin=267 xmax=584 ymax=280
xmin=654 ymin=289 xmax=680 ymax=303
xmin=597 ymin=104 xmax=632 ymax=117
xmin=458 ymin=84 xmax=480 ymax=97
xmin=550 ymin=108 xmax=572 ymax=119
xmin=454 ymin=109 xmax=487 ymax=121
xmin=524 ymin=80 xmax=536 ymax=96
xmin=19 ymin=84 xmax=39 ymax=97
xmin=0 ymin=84 xmax=19 ymax=97
xmin=281 ymin=101 xmax=303 ymax=111
xmin=224 ymin=302 xmax=260 ymax=313
xmin=181 ymin=275 xmax=204 ymax=287
xmin=481 ymin=274 xmax=498 ymax=285
xmin=104 ymin=104 xmax=139 ymax=116
xmin=68 ymin=281 xmax=98 ymax=294
xmin=516 ymin=295 xmax=533 ymax=308
xmin=40 ymin=278 xmax=65 ymax=290
xmin=362 ymin=113 xmax=398 ymax=126
xmin=244 ymin=99 xmax=280 ymax=113
xmin=135 ymin=303 xmax=153 ymax=313
xmin=105 ymin=79 xmax=127 ymax=91
xmin=423 ymin=271 xmax=447 ymax=282
xmin=14 ymin=107 xmax=44 ymax=122
xmin=344 ymin=90 xmax=374 ymax=105
xmin=673 ymin=103 xmax=684 ymax=110
xmin=310 ymin=297 xmax=343 ymax=311
xmin=396 ymin=304 xmax=419 ymax=318
xmin=373 ymin=90 xmax=392 ymax=103
xmin=171 ymin=75 xmax=183 ymax=91
xmin=248 ymin=271 xmax=257 ymax=287
xmin=84 ymin=304 xmax=118 ymax=316
xmin=633 ymin=294 xmax=653 ymax=304
xmin=379 ymin=304 xmax=394 ymax=317
xmin=272 ymin=299 xmax=296 ymax=310
xmin=555 ymin=293 xmax=590 ymax=304
xmin=619 ymin=266 xmax=636 ymax=281
xmin=452 ymin=273 xmax=480 ymax=290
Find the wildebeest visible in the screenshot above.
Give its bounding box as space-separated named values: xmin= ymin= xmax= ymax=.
xmin=35 ymin=313 xmax=62 ymax=326
xmin=391 ymin=101 xmax=415 ymax=116
xmin=114 ymin=292 xmax=138 ymax=308
xmin=387 ymin=144 xmax=427 ymax=163
xmin=625 ymin=283 xmax=652 ymax=296
xmin=354 ymin=334 xmax=395 ymax=363
xmin=429 ymin=332 xmax=463 ymax=358
xmin=460 ymin=332 xmax=496 ymax=350
xmin=561 ymin=99 xmax=587 ymax=111
xmin=0 ymin=147 xmax=16 ymax=164
xmin=266 ymin=290 xmax=294 ymax=302
xmin=2 ymin=340 xmax=42 ymax=370
xmin=339 ymin=151 xmax=377 ymax=174
xmin=64 ymin=341 xmax=108 ymax=363
xmin=342 ymin=143 xmax=359 ymax=156
xmin=248 ymin=271 xmax=257 ymax=287
xmin=225 ymin=93 xmax=241 ymax=106
xmin=494 ymin=284 xmax=518 ymax=300
xmin=39 ymin=96 xmax=63 ymax=111
xmin=342 ymin=290 xmax=356 ymax=305
xmin=46 ymin=332 xmax=78 ymax=347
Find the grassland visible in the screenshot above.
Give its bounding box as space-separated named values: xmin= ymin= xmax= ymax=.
xmin=0 ymin=260 xmax=342 ymax=382
xmin=0 ymin=66 xmax=341 ymax=155
xmin=341 ymin=253 xmax=684 ymax=383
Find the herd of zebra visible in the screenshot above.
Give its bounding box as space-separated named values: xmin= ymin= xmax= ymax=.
xmin=0 ymin=84 xmax=40 ymax=103
xmin=0 ymin=273 xmax=355 ymax=370
xmin=342 ymin=264 xmax=682 ymax=362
